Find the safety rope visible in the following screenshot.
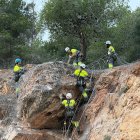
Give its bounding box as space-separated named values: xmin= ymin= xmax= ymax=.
xmin=62 ymin=115 xmax=67 ymax=139
xmin=15 ymin=81 xmax=20 ymax=98
xmin=63 ymin=71 xmax=93 ymax=139
xmin=70 ymin=87 xmax=96 ymax=140
xmin=116 ymin=54 xmax=129 ymax=65
xmin=88 ymin=55 xmax=108 ymax=70
xmin=88 ymin=54 xmax=129 ymax=70
xmin=63 ymin=71 xmax=95 ymax=139
xmin=64 ymin=71 xmax=93 ymax=138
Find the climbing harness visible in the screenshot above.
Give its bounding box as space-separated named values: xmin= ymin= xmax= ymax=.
xmin=77 ymin=77 xmax=86 ymax=88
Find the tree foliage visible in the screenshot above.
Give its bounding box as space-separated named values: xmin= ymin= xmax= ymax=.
xmin=0 ymin=0 xmax=36 ymax=67
xmin=40 ymin=0 xmax=129 ymax=61
xmin=109 ymin=8 xmax=140 ymax=62
xmin=0 ymin=0 xmax=139 ymax=68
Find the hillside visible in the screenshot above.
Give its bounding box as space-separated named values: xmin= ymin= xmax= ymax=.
xmin=0 ymin=61 xmax=139 ymax=140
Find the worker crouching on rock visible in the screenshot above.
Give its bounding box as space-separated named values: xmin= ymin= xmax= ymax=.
xmin=65 ymin=47 xmax=83 ymax=67
xmin=13 ymin=58 xmax=25 ymax=82
xmin=61 ymin=93 xmax=79 ymax=135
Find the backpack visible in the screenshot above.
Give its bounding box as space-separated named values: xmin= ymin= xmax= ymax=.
xmin=112 ymin=53 xmax=117 ymax=61
xmin=65 ymin=100 xmax=75 ymax=117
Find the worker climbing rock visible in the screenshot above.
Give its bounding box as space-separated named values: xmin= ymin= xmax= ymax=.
xmin=74 ymin=63 xmax=89 ymax=102
xmin=105 ymin=41 xmax=117 ymax=69
xmin=13 ymin=58 xmax=25 ymax=82
xmin=61 ymin=93 xmax=79 ymax=134
xmin=65 ymin=47 xmax=83 ymax=67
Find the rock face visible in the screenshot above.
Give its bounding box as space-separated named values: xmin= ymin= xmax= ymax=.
xmin=0 ymin=62 xmax=78 ymax=140
xmin=0 ymin=64 xmax=35 ymax=95
xmin=0 ymin=70 xmax=14 ymax=95
xmin=0 ymin=61 xmax=140 ymax=140
xmin=17 ymin=62 xmax=78 ymax=129
xmin=85 ymin=62 xmax=140 ymax=140
xmin=3 ymin=125 xmax=62 ymax=140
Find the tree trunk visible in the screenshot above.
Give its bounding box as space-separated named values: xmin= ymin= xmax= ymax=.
xmin=79 ymin=32 xmax=87 ymax=61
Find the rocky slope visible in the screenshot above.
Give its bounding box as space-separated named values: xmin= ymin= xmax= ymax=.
xmin=0 ymin=62 xmax=78 ymax=140
xmin=0 ymin=61 xmax=139 ymax=140
xmin=85 ymin=62 xmax=140 ymax=140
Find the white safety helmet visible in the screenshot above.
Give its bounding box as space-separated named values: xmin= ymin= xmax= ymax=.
xmin=80 ymin=63 xmax=86 ymax=69
xmin=105 ymin=40 xmax=111 ymax=45
xmin=65 ymin=47 xmax=70 ymax=52
xmin=66 ymin=93 xmax=72 ymax=99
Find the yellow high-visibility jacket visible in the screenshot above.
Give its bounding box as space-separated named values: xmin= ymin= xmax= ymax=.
xmin=74 ymin=69 xmax=88 ymax=77
xmin=67 ymin=49 xmax=79 ymax=64
xmin=71 ymin=49 xmax=78 ymax=56
xmin=108 ymin=46 xmax=115 ymax=55
xmin=62 ymin=99 xmax=76 ymax=107
xmin=13 ymin=65 xmax=22 ymax=73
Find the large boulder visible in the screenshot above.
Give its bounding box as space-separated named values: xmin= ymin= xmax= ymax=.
xmin=0 ymin=94 xmax=17 ymax=126
xmin=17 ymin=62 xmax=79 ymax=129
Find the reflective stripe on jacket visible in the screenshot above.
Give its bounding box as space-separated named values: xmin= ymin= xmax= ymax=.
xmin=62 ymin=99 xmax=76 ymax=107
xmin=74 ymin=69 xmax=88 ymax=77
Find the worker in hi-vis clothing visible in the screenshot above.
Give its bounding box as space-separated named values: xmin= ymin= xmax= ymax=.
xmin=60 ymin=93 xmax=79 ymax=134
xmin=13 ymin=58 xmax=24 ymax=82
xmin=105 ymin=41 xmax=117 ymax=69
xmin=65 ymin=47 xmax=83 ymax=67
xmin=74 ymin=63 xmax=90 ymax=102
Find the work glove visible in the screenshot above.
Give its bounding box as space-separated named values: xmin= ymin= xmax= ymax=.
xmin=59 ymin=94 xmax=65 ymax=100
xmin=108 ymin=51 xmax=111 ymax=55
xmin=69 ymin=55 xmax=72 ymax=58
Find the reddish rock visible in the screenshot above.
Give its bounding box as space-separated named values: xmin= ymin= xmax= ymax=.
xmin=84 ymin=61 xmax=140 ymax=140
